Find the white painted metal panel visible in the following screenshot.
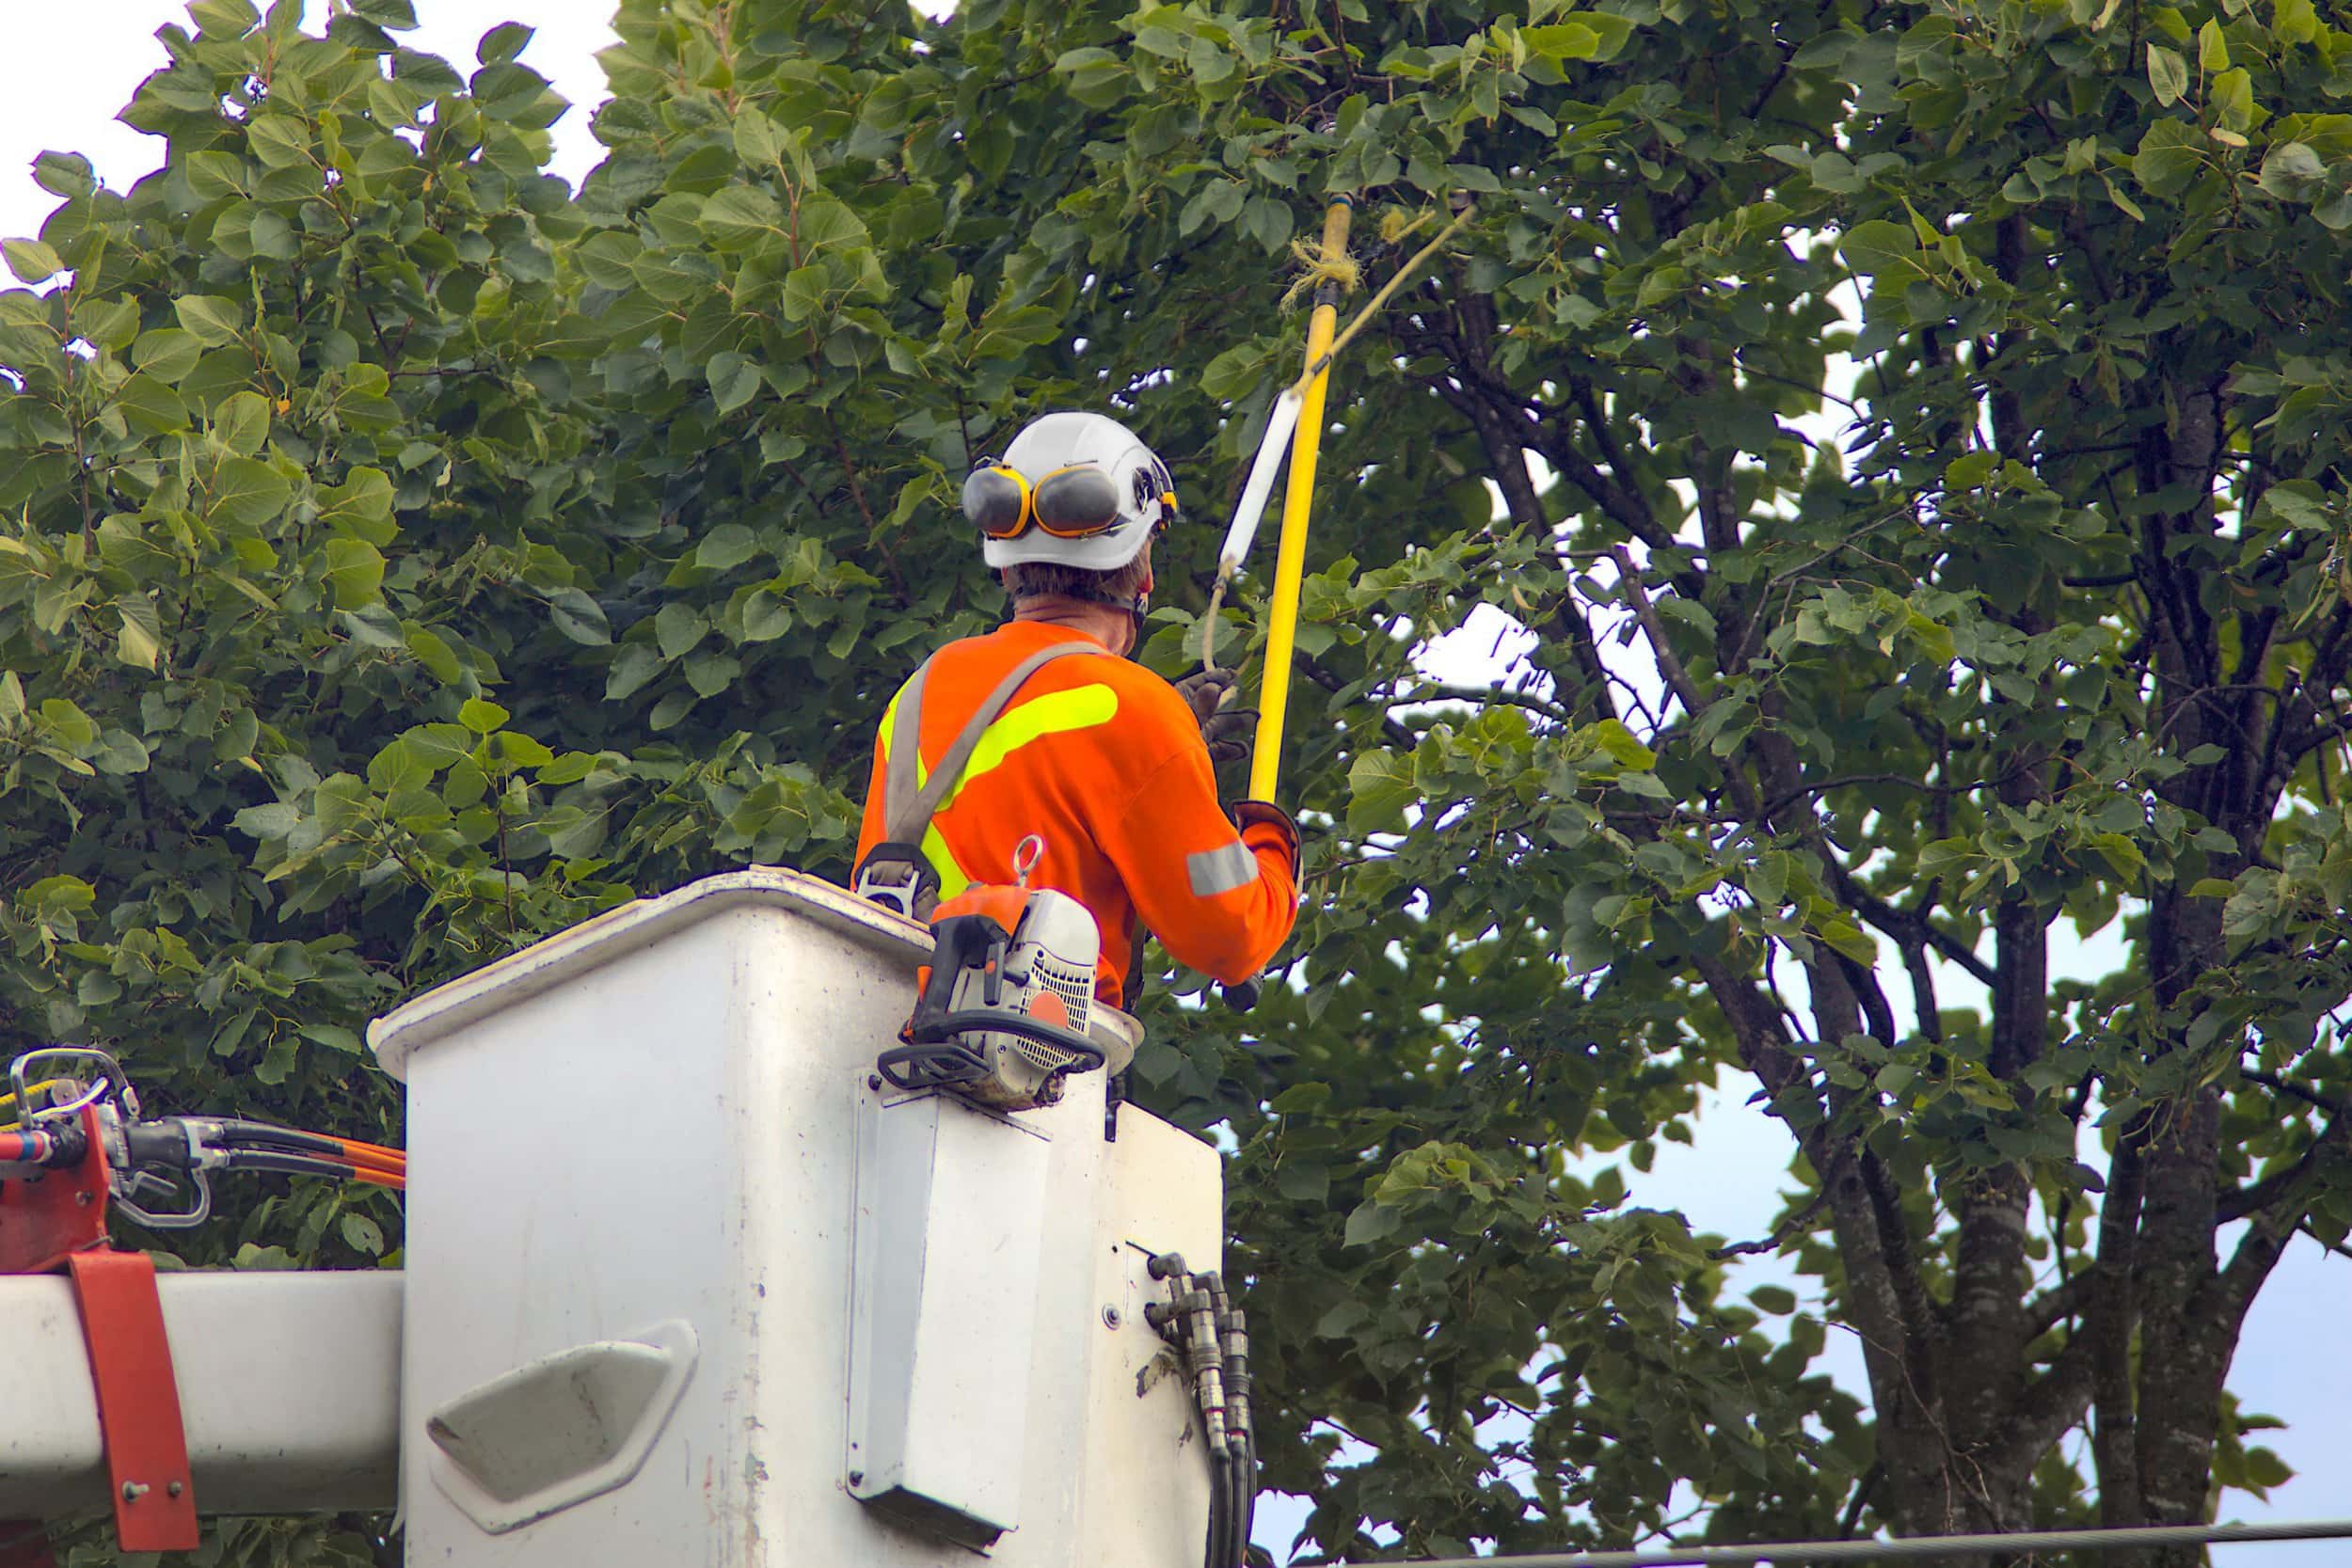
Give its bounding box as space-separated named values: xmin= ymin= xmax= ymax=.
xmin=0 ymin=1269 xmax=399 ymax=1516
xmin=1084 ymin=1114 xmax=1225 ymax=1565
xmin=371 ymin=866 xmax=1219 ymax=1568
xmin=848 ymin=1087 xmax=1053 ymax=1544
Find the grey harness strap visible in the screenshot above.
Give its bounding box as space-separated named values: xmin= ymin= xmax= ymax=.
xmin=882 ymin=641 xmax=1111 ymax=848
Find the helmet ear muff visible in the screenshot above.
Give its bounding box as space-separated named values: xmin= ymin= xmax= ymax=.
xmin=963 ymin=464 xmax=1032 ymax=539
xmin=1032 ymin=465 xmax=1125 ymax=539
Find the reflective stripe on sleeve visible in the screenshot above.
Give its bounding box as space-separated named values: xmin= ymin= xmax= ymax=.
xmin=1186 ymin=840 xmax=1260 ymax=897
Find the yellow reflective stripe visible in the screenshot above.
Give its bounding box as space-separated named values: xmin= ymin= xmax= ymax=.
xmin=945 ymin=685 xmax=1118 ymax=807
xmin=875 ymin=680 xmax=1120 ymax=898
xmin=923 ymin=823 xmax=970 ymax=900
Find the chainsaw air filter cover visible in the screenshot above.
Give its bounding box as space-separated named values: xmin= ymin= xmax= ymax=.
xmin=950 ymin=889 xmax=1101 ymax=1110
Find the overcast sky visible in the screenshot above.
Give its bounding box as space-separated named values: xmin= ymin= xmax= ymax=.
xmin=2 ymin=4 xmax=2344 ymax=1562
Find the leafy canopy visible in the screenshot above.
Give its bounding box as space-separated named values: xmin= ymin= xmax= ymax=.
xmin=6 ymin=0 xmax=2352 ymax=1563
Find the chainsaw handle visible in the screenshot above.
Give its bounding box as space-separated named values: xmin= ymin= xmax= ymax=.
xmin=904 ymin=1009 xmax=1108 ymax=1075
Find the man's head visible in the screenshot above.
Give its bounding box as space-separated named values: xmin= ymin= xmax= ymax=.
xmin=964 ymin=412 xmax=1174 ymax=651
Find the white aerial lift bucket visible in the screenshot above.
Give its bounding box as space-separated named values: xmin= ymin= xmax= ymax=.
xmin=368 ymin=866 xmax=1220 ymax=1568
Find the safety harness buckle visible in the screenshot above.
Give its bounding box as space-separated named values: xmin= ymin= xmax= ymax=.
xmin=852 ymin=843 xmax=940 ymax=922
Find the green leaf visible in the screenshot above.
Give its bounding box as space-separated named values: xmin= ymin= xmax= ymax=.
xmin=696 ymin=523 xmax=761 ymax=571
xmin=318 ymin=467 xmax=398 ymax=544
xmin=707 ymin=351 xmax=762 ymax=413
xmin=246 ymin=116 xmax=311 ymax=169
xmin=2258 ymin=140 xmax=2326 ymax=200
xmin=1522 ymin=22 xmax=1604 ymax=59
xmin=208 ymin=458 xmax=293 ymax=530
xmin=214 ymin=390 xmax=273 ymax=458
xmin=175 ymin=295 xmax=246 ymax=347
xmin=1838 ymin=219 xmax=1920 ymax=277
xmin=2147 ymin=43 xmax=2190 ymax=107
xmin=478 ymin=21 xmax=533 ymax=64
xmin=548 ymin=587 xmax=611 ymax=646
xmin=2197 ymin=18 xmax=2228 ymax=71
xmin=780 ymin=265 xmax=828 ymax=323
xmin=115 ymin=597 xmax=164 ymax=670
xmin=3 ymin=239 xmax=63 ymax=285
xmin=471 ymin=61 xmax=564 ymax=127
xmin=350 ymin=0 xmax=418 ymax=27
xmin=604 ymin=643 xmax=662 ymax=702
xmin=656 ymin=603 xmax=709 ymax=660
xmin=31 ymin=151 xmax=95 ymax=200
xmin=2134 ymin=121 xmax=2205 ymax=198
xmin=1749 ymin=1285 xmax=1799 ymax=1314
xmin=405 ymin=626 xmax=464 ymax=682
xmin=1586 ymin=719 xmax=1657 ymax=769
xmin=340 ymin=1213 xmax=386 ymax=1256
xmin=459 ymin=697 xmax=510 ymax=734
xmin=133 ymin=327 xmax=202 ymax=383
xmin=116 ymin=373 xmax=190 ymax=436
xmin=322 ymin=537 xmax=388 ymax=610
xmin=1347 ymin=750 xmax=1418 ymax=833
xmin=23 ymin=874 xmax=96 ymax=911
xmin=1342 ymin=1202 xmax=1399 ymax=1248
xmin=301 ymin=1022 xmax=363 ymax=1054
xmin=190 ymin=0 xmax=260 ymax=37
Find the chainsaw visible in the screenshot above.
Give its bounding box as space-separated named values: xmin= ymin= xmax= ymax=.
xmin=873 ymin=836 xmax=1108 ymax=1112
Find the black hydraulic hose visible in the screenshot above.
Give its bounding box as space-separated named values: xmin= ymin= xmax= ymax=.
xmin=204 ymin=1118 xmax=347 ymax=1157
xmin=215 ymin=1150 xmax=405 ymax=1190
xmin=1242 ymin=1432 xmax=1260 ymax=1562
xmin=217 ymin=1150 xmax=358 ymax=1180
xmin=1205 ymin=1449 xmax=1232 ymax=1568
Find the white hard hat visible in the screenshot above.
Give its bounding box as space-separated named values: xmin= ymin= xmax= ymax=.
xmin=970 ymin=411 xmax=1176 ymax=573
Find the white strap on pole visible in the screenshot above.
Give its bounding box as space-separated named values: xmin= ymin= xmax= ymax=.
xmin=1216 ymin=388 xmax=1305 ymax=578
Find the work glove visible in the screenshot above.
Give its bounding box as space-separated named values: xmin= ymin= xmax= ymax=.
xmin=1228 ymin=799 xmax=1301 ymax=880
xmin=1174 ymin=667 xmax=1256 ymax=768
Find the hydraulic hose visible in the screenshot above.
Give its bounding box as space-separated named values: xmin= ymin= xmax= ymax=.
xmin=0 ymin=1128 xmax=72 ymax=1165
xmin=215 ymin=1150 xmax=405 ymax=1190
xmin=120 ymin=1119 xmax=407 ymax=1190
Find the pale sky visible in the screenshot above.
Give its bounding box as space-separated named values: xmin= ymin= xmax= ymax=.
xmin=0 ymin=3 xmax=2343 ymax=1560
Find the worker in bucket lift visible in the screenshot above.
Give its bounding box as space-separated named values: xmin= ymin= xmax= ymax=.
xmin=850 ymin=410 xmax=1300 ymax=1011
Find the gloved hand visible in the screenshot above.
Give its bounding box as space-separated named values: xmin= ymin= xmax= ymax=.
xmin=1229 ymin=799 xmax=1301 ymax=879
xmin=1174 ymin=668 xmax=1256 ymax=768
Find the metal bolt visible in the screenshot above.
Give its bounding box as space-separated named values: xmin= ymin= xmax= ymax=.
xmin=1102 ymin=1305 xmax=1123 ymax=1330
xmin=121 ymin=1481 xmax=149 ymax=1501
xmin=847 ymin=1470 xmax=865 ymax=1486
xmin=74 ymin=1191 xmax=93 ymax=1207
xmin=866 ymin=1074 xmax=883 ymax=1091
xmin=167 ymin=1481 xmax=183 ymax=1498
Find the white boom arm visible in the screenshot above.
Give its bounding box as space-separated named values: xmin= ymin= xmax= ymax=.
xmin=0 ymin=1269 xmax=398 ymax=1516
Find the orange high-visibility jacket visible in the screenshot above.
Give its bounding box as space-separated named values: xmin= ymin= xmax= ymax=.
xmin=853 ymin=621 xmax=1298 ymax=1007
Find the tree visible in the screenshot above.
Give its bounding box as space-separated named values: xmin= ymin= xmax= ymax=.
xmin=4 ymin=0 xmax=2349 ymax=1565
